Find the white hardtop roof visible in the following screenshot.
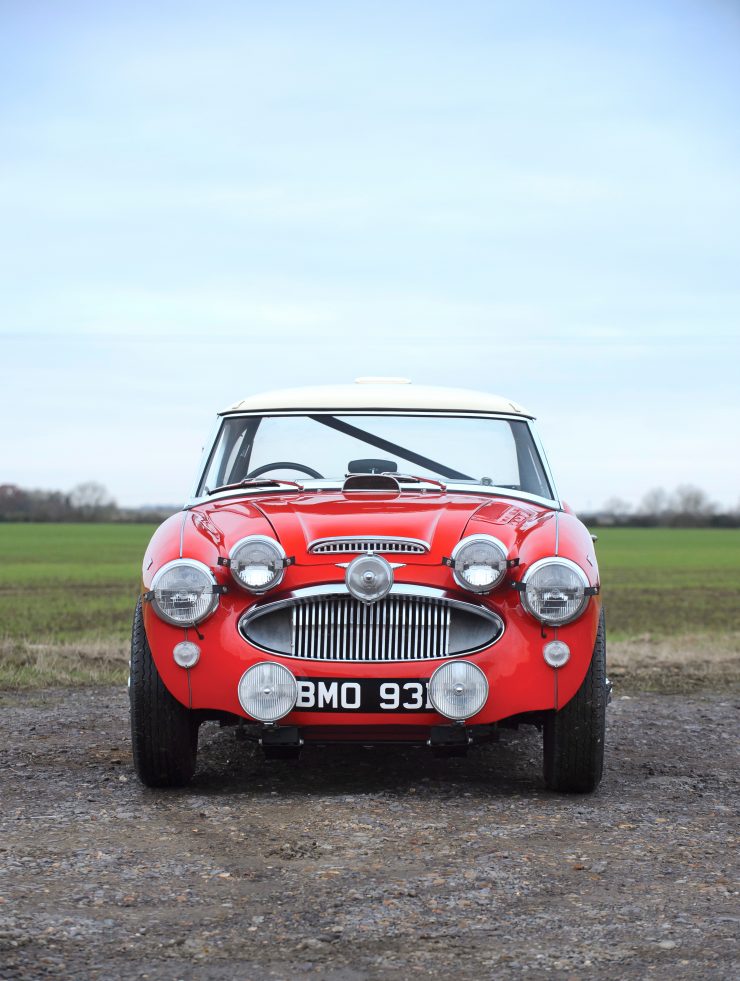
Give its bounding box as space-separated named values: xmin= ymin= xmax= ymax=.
xmin=221 ymin=382 xmax=534 ymax=418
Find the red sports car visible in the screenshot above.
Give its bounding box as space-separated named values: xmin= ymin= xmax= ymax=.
xmin=130 ymin=381 xmax=607 ymax=791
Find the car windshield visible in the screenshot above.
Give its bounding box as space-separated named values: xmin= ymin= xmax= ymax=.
xmin=198 ymin=414 xmax=553 ymax=499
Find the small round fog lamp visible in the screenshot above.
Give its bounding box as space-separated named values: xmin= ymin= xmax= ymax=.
xmin=428 ymin=660 xmax=489 ymax=721
xmin=173 ymin=641 xmax=201 ymax=668
xmin=238 ymin=662 xmax=298 ymax=722
xmin=543 ymin=640 xmax=570 ymax=668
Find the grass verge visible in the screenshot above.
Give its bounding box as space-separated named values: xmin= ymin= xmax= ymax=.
xmin=608 ymin=632 xmax=740 ymax=695
xmin=2 ymin=633 xmax=737 ymax=694
xmin=0 ymin=637 xmax=129 ymax=690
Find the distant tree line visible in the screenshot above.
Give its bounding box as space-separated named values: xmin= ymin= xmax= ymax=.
xmin=1 ymin=480 xmax=737 ymax=527
xmin=581 ymin=484 xmax=740 ymax=528
xmin=0 ymin=482 xmax=177 ymax=523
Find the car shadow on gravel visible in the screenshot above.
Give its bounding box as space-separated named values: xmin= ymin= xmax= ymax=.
xmin=185 ymin=721 xmax=549 ymax=799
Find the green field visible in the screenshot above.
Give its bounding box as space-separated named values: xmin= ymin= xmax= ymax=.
xmin=0 ymin=523 xmax=738 ymax=690
xmin=0 ymin=524 xmax=155 ymax=688
xmin=594 ymin=527 xmax=740 ymax=638
xmin=0 ymin=523 xmax=155 ymax=642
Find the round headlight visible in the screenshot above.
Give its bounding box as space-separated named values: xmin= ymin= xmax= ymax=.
xmin=451 ymin=535 xmax=508 ymax=593
xmin=238 ymin=662 xmax=298 ymax=722
xmin=428 ymin=660 xmax=489 ymax=721
xmin=230 ymin=536 xmax=286 ymax=593
xmin=522 ymin=558 xmax=590 ymax=625
xmin=345 ymin=554 xmax=394 ymax=604
xmin=150 ymin=559 xmax=219 ymax=626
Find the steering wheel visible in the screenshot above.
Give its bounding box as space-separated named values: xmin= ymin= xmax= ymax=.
xmin=246 ymin=461 xmax=324 ymax=479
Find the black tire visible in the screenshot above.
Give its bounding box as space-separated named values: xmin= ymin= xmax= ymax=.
xmin=543 ymin=609 xmax=607 ymax=793
xmin=129 ymin=599 xmax=199 ymax=788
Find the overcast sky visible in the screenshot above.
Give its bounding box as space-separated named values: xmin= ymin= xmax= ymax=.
xmin=2 ymin=0 xmax=739 ymax=510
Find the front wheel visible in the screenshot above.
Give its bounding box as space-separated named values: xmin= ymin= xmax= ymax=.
xmin=543 ymin=610 xmax=607 ymax=793
xmin=129 ymin=599 xmax=199 ymax=788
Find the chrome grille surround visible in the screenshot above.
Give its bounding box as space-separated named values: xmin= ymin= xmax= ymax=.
xmin=308 ymin=537 xmax=429 ymax=555
xmin=239 ymin=586 xmax=504 ymax=662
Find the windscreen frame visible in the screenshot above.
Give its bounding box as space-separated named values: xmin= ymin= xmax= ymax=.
xmin=189 ymin=411 xmax=560 ymax=508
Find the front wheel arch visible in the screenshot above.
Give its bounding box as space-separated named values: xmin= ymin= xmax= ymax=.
xmin=129 ymin=598 xmax=199 ymax=788
xmin=542 ymin=608 xmax=607 ymax=793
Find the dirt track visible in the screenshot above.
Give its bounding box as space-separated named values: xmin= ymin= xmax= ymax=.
xmin=1 ymin=687 xmax=738 ymax=980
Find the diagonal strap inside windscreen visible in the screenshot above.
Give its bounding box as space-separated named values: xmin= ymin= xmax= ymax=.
xmin=309 ymin=415 xmax=472 ymax=481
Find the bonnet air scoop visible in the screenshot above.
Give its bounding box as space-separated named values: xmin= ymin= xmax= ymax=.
xmin=342 ymin=474 xmax=401 ymax=493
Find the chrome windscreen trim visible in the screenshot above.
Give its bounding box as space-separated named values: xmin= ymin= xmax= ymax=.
xmin=527 ymin=419 xmax=561 ymax=507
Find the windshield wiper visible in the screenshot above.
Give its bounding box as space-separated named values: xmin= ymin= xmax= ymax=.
xmin=205 ymin=478 xmax=304 ymax=495
xmin=385 ymin=473 xmax=447 ymax=491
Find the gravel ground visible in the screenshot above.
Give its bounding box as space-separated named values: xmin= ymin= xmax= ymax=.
xmin=1 ymin=687 xmax=738 ymax=981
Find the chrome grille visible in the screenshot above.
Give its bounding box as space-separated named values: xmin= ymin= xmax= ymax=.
xmin=309 ymin=537 xmax=428 ymax=555
xmin=292 ymin=595 xmax=450 ymax=661
xmin=240 ymin=591 xmax=504 ymax=661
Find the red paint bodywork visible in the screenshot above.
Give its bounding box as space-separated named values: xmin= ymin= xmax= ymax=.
xmin=141 ymin=489 xmax=601 ymax=735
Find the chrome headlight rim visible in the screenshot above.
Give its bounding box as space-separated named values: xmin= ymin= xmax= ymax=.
xmin=521 ymin=556 xmax=591 ymax=626
xmin=229 ymin=534 xmax=287 ymax=594
xmin=450 ymin=534 xmax=508 ymax=594
xmin=150 ymin=558 xmax=220 ymax=627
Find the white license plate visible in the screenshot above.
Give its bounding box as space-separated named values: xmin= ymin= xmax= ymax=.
xmin=295 ymin=677 xmax=432 ymax=713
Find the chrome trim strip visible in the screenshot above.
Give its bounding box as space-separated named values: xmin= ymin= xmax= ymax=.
xmin=242 ymin=583 xmax=453 ymax=607
xmin=219 ymin=410 xmax=536 ymax=420
xmin=335 ymin=561 xmax=406 ymax=570
xmin=178 ymin=512 xmax=188 ymax=559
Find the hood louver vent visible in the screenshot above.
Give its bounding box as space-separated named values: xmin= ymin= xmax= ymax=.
xmin=309 ymin=537 xmax=429 ymax=555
